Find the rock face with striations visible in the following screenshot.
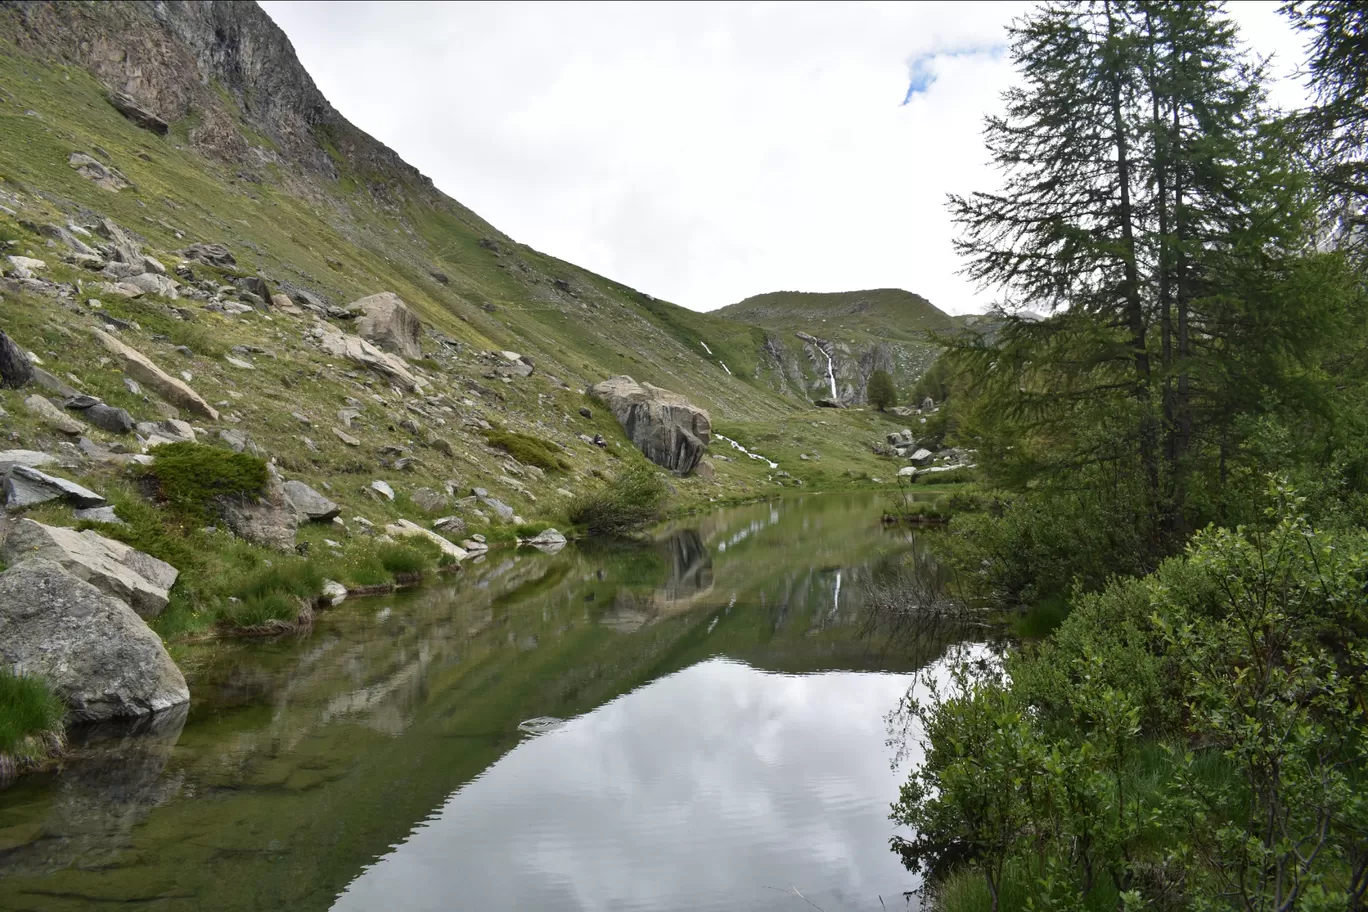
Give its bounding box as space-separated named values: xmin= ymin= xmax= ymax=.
xmin=590 ymin=376 xmax=712 ymax=475
xmin=93 ymin=329 xmax=218 ymax=420
xmin=0 ymin=558 xmax=189 ymax=721
xmin=352 ymin=292 xmax=422 ymax=360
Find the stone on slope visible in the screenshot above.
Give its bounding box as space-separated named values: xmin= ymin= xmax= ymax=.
xmin=370 ymin=480 xmax=395 ymax=501
xmin=0 ymin=450 xmax=57 ymax=473
xmin=281 ymin=479 xmax=341 ymax=522
xmin=0 ymin=558 xmax=188 ymax=721
xmin=589 ymin=375 xmax=712 ymax=475
xmin=124 ymin=272 xmax=179 ymax=299
xmin=7 ymin=255 xmax=46 ymax=271
xmin=69 ymin=153 xmax=130 ymax=192
xmin=2 ymin=465 xmax=105 ymax=509
xmin=74 ymin=505 xmax=124 ymax=525
xmin=351 ymin=292 xmax=422 ymax=359
xmin=0 ymin=330 xmax=34 ymax=388
xmin=106 ymin=90 xmax=169 ymax=134
xmin=94 ymin=329 xmax=219 ymax=420
xmin=384 ymin=519 xmax=468 ymax=562
xmin=83 ymin=403 xmax=135 ymax=435
xmin=24 ymin=394 xmax=83 ymax=434
xmin=136 ymin=419 xmax=196 ymax=446
xmin=219 ymin=478 xmax=298 ymax=551
xmin=0 ymin=519 xmax=177 ymax=618
xmin=411 ymin=487 xmax=449 ymax=514
xmin=313 ymin=322 xmax=420 ymax=391
xmin=178 ymin=243 xmax=236 ymax=268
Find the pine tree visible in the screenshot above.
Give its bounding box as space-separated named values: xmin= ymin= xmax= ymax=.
xmin=866 ymin=370 xmax=896 ymax=412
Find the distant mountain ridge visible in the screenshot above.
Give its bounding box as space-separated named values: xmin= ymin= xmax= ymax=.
xmin=713 ymin=288 xmax=952 ymax=406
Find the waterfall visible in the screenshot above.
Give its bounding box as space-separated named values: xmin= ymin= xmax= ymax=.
xmin=822 ymin=349 xmax=837 ymax=399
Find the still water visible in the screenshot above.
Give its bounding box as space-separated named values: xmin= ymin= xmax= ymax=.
xmin=0 ymin=493 xmax=972 ymax=912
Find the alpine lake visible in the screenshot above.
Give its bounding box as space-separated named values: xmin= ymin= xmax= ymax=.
xmin=0 ymin=492 xmax=984 ymax=912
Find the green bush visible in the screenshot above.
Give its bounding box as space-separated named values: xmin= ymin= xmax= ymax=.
xmin=146 ymin=441 xmax=269 ymax=521
xmin=377 ymin=541 xmax=435 ymax=576
xmin=481 ymin=427 xmax=569 ymax=472
xmin=0 ymin=669 xmax=64 ymax=757
xmin=567 ymin=465 xmax=668 ymax=536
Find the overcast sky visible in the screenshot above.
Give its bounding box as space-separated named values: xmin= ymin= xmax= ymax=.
xmin=260 ymin=1 xmax=1310 ymax=315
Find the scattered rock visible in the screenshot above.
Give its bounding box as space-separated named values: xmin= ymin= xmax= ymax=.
xmin=219 ymin=429 xmax=248 ymax=453
xmin=82 ymin=403 xmax=135 ymax=435
xmin=7 ymin=255 xmax=46 ymax=271
xmin=225 ymin=355 xmax=254 ymax=370
xmin=579 ymin=407 xmax=592 ymax=419
xmin=0 ymin=450 xmax=57 ymax=473
xmin=433 ymin=516 xmax=466 ymax=536
xmin=2 ymin=464 xmax=105 ymax=509
xmin=524 ymin=528 xmax=567 ymax=553
xmin=178 ymin=243 xmax=235 ymax=268
xmin=815 ymin=398 xmax=844 ymax=409
xmin=321 ymin=580 xmax=348 ymax=607
xmin=351 ymin=292 xmax=423 ymax=359
xmin=124 ymin=272 xmax=179 ymax=299
xmin=384 ymin=519 xmax=467 ymax=562
xmin=411 ymin=487 xmax=449 ymax=514
xmin=479 ymin=494 xmax=514 ymax=521
xmin=332 ymin=427 xmax=360 ymax=446
xmin=589 ymin=375 xmax=712 ymax=475
xmin=370 ymin=480 xmax=395 ymax=501
xmin=74 ymin=505 xmax=124 ymax=524
xmin=106 ymin=90 xmax=169 ymax=134
xmin=0 ymin=519 xmax=176 ymax=618
xmin=94 ymin=329 xmax=219 ymax=420
xmin=136 ymin=419 xmax=196 ymax=446
xmin=281 ymin=480 xmax=340 ymax=522
xmin=24 ymin=394 xmax=84 ymax=434
xmin=219 ymin=478 xmax=298 ymax=551
xmin=313 ymin=322 xmax=420 ymax=391
xmin=0 ymin=331 xmax=34 ymax=388
xmin=29 ymin=366 xmax=82 ymax=398
xmin=68 ymin=152 xmax=130 ymax=191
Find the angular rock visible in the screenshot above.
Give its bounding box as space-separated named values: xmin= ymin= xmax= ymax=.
xmin=106 ymin=91 xmax=169 ymax=134
xmin=219 ymin=478 xmax=298 ymax=551
xmin=909 ymin=448 xmax=934 ymax=465
xmin=96 ymin=218 xmax=144 ymax=266
xmin=219 ymin=429 xmax=249 ymax=453
xmin=432 ymin=516 xmax=466 ymax=536
xmin=281 ymin=479 xmax=340 ymax=522
xmin=136 ymin=419 xmax=196 ymax=445
xmin=24 ymin=394 xmax=84 ymax=434
xmin=83 ymin=403 xmax=135 ymax=435
xmin=7 ymin=255 xmax=46 ymax=271
xmin=2 ymin=465 xmax=105 ymax=509
xmin=479 ymin=494 xmax=514 ymax=521
xmin=321 ymin=579 xmax=348 ymax=607
xmin=314 ymin=322 xmax=420 ymax=391
xmin=94 ymin=329 xmax=219 ymax=420
xmin=370 ymin=480 xmax=395 ymax=501
xmin=332 ymin=427 xmax=360 ymax=446
xmin=0 ymin=559 xmax=187 ymax=720
xmin=0 ymin=450 xmax=57 ymax=473
xmin=589 ymin=375 xmax=712 ymax=475
xmin=225 ymin=355 xmax=253 ymax=370
xmin=124 ymin=273 xmax=179 ymax=299
xmin=69 ymin=153 xmax=130 ymax=191
xmin=411 ymin=487 xmax=449 ymax=514
xmin=74 ymin=505 xmax=124 ymax=525
xmin=384 ymin=519 xmax=468 ymax=562
xmin=525 ymin=528 xmax=568 ymax=553
xmin=0 ymin=330 xmax=34 ymax=388
xmin=351 ymin=292 xmax=422 ymax=359
xmin=178 ymin=243 xmax=236 ymax=269
xmin=0 ymin=519 xmax=176 ymax=618
xmin=30 ymin=365 xmax=82 ymax=398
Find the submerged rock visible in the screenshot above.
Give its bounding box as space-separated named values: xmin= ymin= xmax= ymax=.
xmin=0 ymin=559 xmax=188 ymax=721
xmin=590 ymin=375 xmax=712 ymax=475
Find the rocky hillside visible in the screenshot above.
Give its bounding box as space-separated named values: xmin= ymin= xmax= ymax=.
xmin=713 ymin=289 xmax=953 ymax=406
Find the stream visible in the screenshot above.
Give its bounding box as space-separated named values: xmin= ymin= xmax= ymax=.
xmin=0 ymin=494 xmax=973 ymax=912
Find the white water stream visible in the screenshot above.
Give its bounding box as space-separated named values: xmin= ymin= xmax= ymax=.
xmin=699 ymin=341 xmax=713 ymax=355
xmin=822 ymin=349 xmax=837 ymax=399
xmin=719 ymin=362 xmax=732 ymax=376
xmin=714 ymin=433 xmax=778 ymax=470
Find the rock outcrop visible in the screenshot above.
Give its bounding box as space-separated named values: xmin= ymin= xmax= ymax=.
xmin=311 ymin=322 xmax=420 ymax=391
xmin=0 ymin=330 xmax=34 ymax=388
xmin=3 ymin=465 xmax=106 ymax=510
xmin=219 ymin=478 xmax=298 ymax=551
xmin=281 ymin=479 xmax=340 ymax=522
xmin=93 ymin=329 xmax=219 ymax=420
xmin=0 ymin=519 xmax=177 ymax=618
xmin=106 ymin=89 xmax=169 ymax=134
xmin=590 ymin=375 xmax=712 ymax=475
xmin=351 ymin=292 xmax=422 ymax=360
xmin=0 ymin=559 xmax=189 ymax=721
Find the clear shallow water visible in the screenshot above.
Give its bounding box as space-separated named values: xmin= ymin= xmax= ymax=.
xmin=0 ymin=493 xmax=968 ymax=912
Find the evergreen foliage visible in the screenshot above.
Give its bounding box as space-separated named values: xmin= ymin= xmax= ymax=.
xmin=866 ymin=369 xmax=897 ymax=411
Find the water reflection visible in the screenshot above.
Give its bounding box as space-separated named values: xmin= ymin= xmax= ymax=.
xmin=0 ymin=493 xmax=962 ymax=912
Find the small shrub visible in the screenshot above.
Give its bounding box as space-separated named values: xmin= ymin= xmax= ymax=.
xmin=482 ymin=427 xmax=569 ymax=472
xmin=147 ymin=441 xmax=268 ymax=521
xmin=567 ymin=465 xmax=668 ymax=536
xmin=0 ymin=669 xmax=64 ymax=756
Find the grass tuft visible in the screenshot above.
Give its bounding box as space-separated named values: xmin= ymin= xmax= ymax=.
xmin=0 ymin=669 xmax=64 ymax=760
xmin=481 ymin=427 xmax=569 ymax=472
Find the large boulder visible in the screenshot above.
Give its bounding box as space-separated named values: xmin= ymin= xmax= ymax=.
xmin=0 ymin=559 xmax=188 ymax=721
xmin=93 ymin=329 xmax=219 ymax=420
xmin=281 ymin=479 xmax=340 ymax=522
xmin=219 ymin=478 xmax=298 ymax=551
xmin=589 ymin=375 xmax=712 ymax=475
xmin=0 ymin=519 xmax=177 ymax=618
xmin=0 ymin=330 xmax=33 ymax=388
xmin=312 ymin=322 xmax=420 ymax=391
xmin=24 ymin=394 xmax=84 ymax=434
xmin=106 ymin=91 xmax=169 ymax=135
xmin=351 ymin=292 xmax=422 ymax=359
xmin=384 ymin=519 xmax=468 ymax=562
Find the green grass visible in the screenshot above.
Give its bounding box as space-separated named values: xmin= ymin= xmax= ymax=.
xmin=481 ymin=427 xmax=570 ymax=472
xmin=219 ymin=592 xmax=301 ymax=629
xmin=0 ymin=669 xmax=64 ymax=759
xmin=567 ymin=465 xmax=669 ymax=536
xmin=146 ymin=442 xmax=269 ymax=522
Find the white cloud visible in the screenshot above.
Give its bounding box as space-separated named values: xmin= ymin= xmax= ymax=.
xmin=260 ymin=1 xmax=1308 ymax=315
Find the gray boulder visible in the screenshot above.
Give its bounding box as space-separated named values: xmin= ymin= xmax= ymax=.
xmin=411 ymin=487 xmax=449 ymax=514
xmin=525 ymin=528 xmax=568 ymax=553
xmin=281 ymin=479 xmax=340 ymax=522
xmin=0 ymin=559 xmax=188 ymax=721
xmin=106 ymin=91 xmax=169 ymax=134
xmin=83 ymin=403 xmax=135 ymax=435
xmin=0 ymin=330 xmax=33 ymax=388
xmin=220 ymin=478 xmax=298 ymax=551
xmin=178 ymin=243 xmax=236 ymax=269
xmin=351 ymin=292 xmax=422 ymax=359
xmin=24 ymin=394 xmax=84 ymax=434
xmin=589 ymin=375 xmax=712 ymax=475
xmin=94 ymin=330 xmax=218 ymax=421
xmin=0 ymin=519 xmax=177 ymax=618
xmin=3 ymin=465 xmax=105 ymax=509
xmin=0 ymin=450 xmax=57 ymax=473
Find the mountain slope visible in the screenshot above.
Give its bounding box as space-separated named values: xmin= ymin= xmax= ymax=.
xmin=714 ymin=288 xmax=952 ymax=406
